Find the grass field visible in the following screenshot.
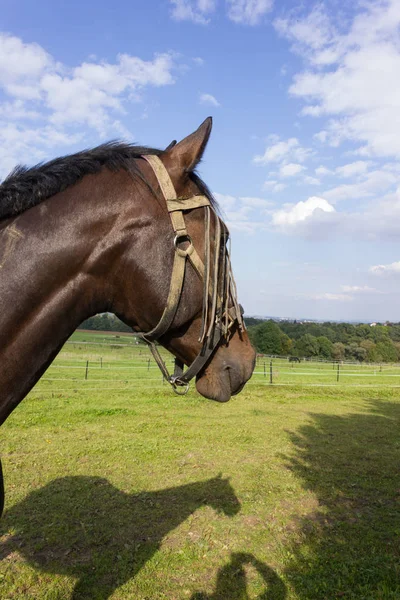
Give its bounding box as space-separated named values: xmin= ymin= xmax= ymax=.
xmin=1 ymin=331 xmax=400 ymax=599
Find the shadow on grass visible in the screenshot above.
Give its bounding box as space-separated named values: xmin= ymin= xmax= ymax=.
xmin=0 ymin=474 xmax=241 ymax=599
xmin=285 ymin=398 xmax=400 ymax=599
xmin=190 ymin=552 xmax=287 ymax=599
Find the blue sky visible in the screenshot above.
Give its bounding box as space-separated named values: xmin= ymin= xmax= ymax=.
xmin=1 ymin=0 xmax=400 ymax=322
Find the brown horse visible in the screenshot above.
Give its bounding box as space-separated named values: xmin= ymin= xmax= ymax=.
xmin=0 ymin=118 xmax=255 ymax=516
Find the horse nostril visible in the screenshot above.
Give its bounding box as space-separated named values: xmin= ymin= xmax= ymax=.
xmin=223 ymin=363 xmax=242 ymax=392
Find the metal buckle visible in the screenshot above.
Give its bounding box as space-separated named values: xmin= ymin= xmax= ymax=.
xmin=169 ymin=376 xmax=190 ymax=395
xmin=174 ymin=234 xmax=194 ymax=257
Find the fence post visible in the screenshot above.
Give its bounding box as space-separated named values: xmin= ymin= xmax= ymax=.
xmin=147 ymin=358 xmax=150 ymax=372
xmin=270 ymin=360 xmax=273 ymax=385
xmin=85 ymin=360 xmax=89 ymax=380
xmin=263 ymin=362 xmax=266 ymax=378
xmin=100 ymin=357 xmax=102 ymax=369
xmin=337 ymin=362 xmax=340 ymax=382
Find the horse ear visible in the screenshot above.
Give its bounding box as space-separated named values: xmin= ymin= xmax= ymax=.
xmin=165 ymin=140 xmax=177 ymax=152
xmin=168 ymin=117 xmax=212 ymax=172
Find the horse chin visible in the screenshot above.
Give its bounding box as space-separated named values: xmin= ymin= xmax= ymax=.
xmin=195 ymin=369 xmax=232 ymax=402
xmin=195 ymin=362 xmax=249 ymax=402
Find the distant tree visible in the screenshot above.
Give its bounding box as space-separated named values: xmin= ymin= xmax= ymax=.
xmin=78 ymin=313 xmax=132 ymax=333
xmin=370 ymin=325 xmax=390 ymax=343
xmin=360 ymin=339 xmax=378 ymax=362
xmin=375 ymin=340 xmax=398 ymax=362
xmin=249 ymin=321 xmax=286 ymax=355
xmin=354 ymin=324 xmax=373 ymax=340
xmin=294 ymin=334 xmax=320 ymax=358
xmin=317 ymin=336 xmax=333 ymax=359
xmin=345 ymin=342 xmax=367 ymax=362
xmin=248 ymin=319 xmax=400 ymax=363
xmin=244 ymin=317 xmax=266 ymax=328
xmin=332 ymin=342 xmax=345 ymax=361
xmin=280 ymin=332 xmax=292 ymax=355
xmin=389 ymin=325 xmax=400 ymax=342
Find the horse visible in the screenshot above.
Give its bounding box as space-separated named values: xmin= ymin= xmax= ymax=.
xmin=0 ymin=118 xmax=255 ymax=517
xmin=0 ymin=474 xmax=240 ymax=599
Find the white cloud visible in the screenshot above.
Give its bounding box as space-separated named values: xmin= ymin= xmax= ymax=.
xmin=311 ymin=293 xmax=354 ymax=302
xmin=213 ymin=192 xmax=271 ymax=232
xmin=214 ymin=192 xmax=237 ymax=212
xmin=226 ymin=0 xmax=273 ymax=25
xmin=370 ymin=261 xmax=400 ymax=276
xmin=0 ymin=99 xmax=41 ymax=120
xmin=0 ymin=34 xmax=52 ymax=87
xmin=263 ymin=180 xmax=286 ymax=192
xmin=254 ymin=136 xmax=310 ymax=164
xmin=304 ymin=175 xmax=320 ymax=185
xmin=323 ymin=169 xmax=397 ymax=203
xmin=336 ymin=161 xmax=370 ymax=178
xmin=274 ymin=5 xmax=336 ymax=56
xmin=314 ymin=130 xmax=328 ymax=143
xmin=279 ymin=162 xmax=304 ymax=177
xmin=276 ymin=1 xmax=400 ymax=158
xmin=41 ymin=53 xmax=176 ymax=131
xmin=199 ymin=93 xmax=220 ymax=107
xmin=0 ymin=123 xmax=82 ymax=179
xmin=0 ymin=32 xmax=179 ymax=177
xmin=198 ymin=0 xmax=216 ymax=10
xmin=341 ymin=285 xmax=382 ymax=294
xmin=315 ymin=166 xmax=333 ymax=177
xmin=239 ymin=196 xmax=273 ymax=208
xmin=267 ymin=185 xmax=400 ymax=240
xmin=170 ymin=0 xmax=216 ymax=23
xmin=216 ymin=183 xmax=400 ymax=241
xmin=271 ymin=196 xmax=335 ymax=228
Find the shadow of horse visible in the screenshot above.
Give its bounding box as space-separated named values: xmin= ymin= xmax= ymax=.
xmin=284 ymin=398 xmax=400 ymax=598
xmin=0 ymin=474 xmax=240 ymax=599
xmin=191 ymin=552 xmax=287 ymax=599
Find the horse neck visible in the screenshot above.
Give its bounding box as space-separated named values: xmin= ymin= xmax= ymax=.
xmin=0 ymin=171 xmax=132 ymax=424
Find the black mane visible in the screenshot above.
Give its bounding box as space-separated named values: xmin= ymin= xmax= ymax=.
xmin=0 ymin=141 xmax=218 ymax=221
xmin=0 ymin=142 xmax=165 ymax=221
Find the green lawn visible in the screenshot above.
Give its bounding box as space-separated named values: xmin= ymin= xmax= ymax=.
xmin=1 ymin=332 xmax=399 ymax=599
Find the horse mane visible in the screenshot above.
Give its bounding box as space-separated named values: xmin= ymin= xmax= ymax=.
xmin=0 ymin=141 xmax=217 ymax=220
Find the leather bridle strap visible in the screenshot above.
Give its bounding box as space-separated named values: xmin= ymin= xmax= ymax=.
xmin=137 ymin=154 xmax=244 ymax=395
xmin=137 ymin=154 xmax=223 ymax=394
xmin=140 ymin=155 xmax=209 ymax=343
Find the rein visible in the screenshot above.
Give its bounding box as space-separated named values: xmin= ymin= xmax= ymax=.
xmin=137 ymin=154 xmax=244 ymax=394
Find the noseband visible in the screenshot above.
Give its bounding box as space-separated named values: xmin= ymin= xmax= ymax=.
xmin=137 ymin=155 xmax=244 ymax=394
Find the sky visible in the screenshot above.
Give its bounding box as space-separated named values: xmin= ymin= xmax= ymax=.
xmin=1 ymin=0 xmax=400 ymax=322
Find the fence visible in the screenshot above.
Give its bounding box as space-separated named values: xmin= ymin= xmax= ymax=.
xmin=251 ymin=357 xmax=400 ymax=387
xmin=26 ymin=337 xmax=400 ymax=396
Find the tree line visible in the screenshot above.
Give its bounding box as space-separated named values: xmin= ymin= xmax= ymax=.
xmin=78 ymin=314 xmax=132 ymax=333
xmin=246 ymin=319 xmax=400 ymax=363
xmin=78 ymin=314 xmax=400 ymax=363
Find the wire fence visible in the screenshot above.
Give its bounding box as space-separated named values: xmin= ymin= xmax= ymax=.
xmin=26 ymin=341 xmax=400 ymax=396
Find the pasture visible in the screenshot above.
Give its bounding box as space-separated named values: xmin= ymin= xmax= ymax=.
xmin=1 ymin=331 xmax=399 ymax=599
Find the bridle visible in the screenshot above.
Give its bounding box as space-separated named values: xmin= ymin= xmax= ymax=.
xmin=136 ymin=154 xmax=245 ymax=395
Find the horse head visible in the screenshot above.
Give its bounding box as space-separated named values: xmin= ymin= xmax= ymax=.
xmin=110 ymin=118 xmax=256 ymax=401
